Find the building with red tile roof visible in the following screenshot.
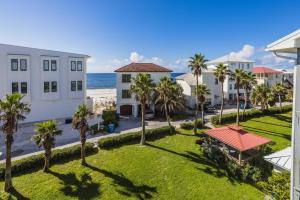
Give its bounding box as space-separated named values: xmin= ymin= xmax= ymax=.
xmin=114 ymin=63 xmax=172 ymax=72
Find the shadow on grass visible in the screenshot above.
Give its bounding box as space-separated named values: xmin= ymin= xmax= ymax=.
xmin=249 ymin=119 xmax=292 ymax=128
xmin=85 ymin=164 xmax=157 ymax=200
xmin=7 ymin=187 xmax=30 ymax=200
xmin=196 ymin=166 xmax=239 ymax=185
xmin=242 ymin=125 xmax=291 ymax=141
xmin=271 ymin=114 xmax=292 ymax=124
xmin=49 ymin=170 xmax=101 ymax=200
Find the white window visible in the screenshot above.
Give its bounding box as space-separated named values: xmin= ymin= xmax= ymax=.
xmin=77 ymin=61 xmax=82 ymax=71
xmin=20 ymin=59 xmax=27 ymax=71
xmin=43 ymin=60 xmax=50 ymax=71
xmin=51 ymin=60 xmax=57 ymax=71
xmin=11 ymin=59 xmax=18 ymax=71
xmin=71 ymin=61 xmax=76 ymax=71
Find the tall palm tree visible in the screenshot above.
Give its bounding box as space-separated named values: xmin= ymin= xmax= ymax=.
xmin=241 ymin=72 xmax=257 ymax=118
xmin=155 ymin=77 xmax=184 ymax=133
xmin=32 ymin=120 xmax=61 ymax=172
xmin=72 ymin=104 xmax=93 ymax=165
xmin=213 ymin=63 xmax=229 ymax=124
xmin=194 ymin=84 xmax=210 ymax=126
xmin=273 ymin=83 xmax=285 ymax=112
xmin=130 ymin=73 xmax=156 ymax=145
xmin=188 ymin=53 xmax=207 ymax=134
xmin=230 ymin=69 xmax=245 ymax=125
xmin=0 ymin=93 xmax=30 ymax=192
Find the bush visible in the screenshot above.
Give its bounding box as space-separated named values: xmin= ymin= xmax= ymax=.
xmin=257 ymin=172 xmax=290 ymax=200
xmin=210 ymin=105 xmax=292 ymax=125
xmin=180 ymin=119 xmax=203 ymax=130
xmin=98 ymin=126 xmax=175 ymax=148
xmin=0 ymin=142 xmax=96 ymax=179
xmin=102 ymin=110 xmax=119 ymax=127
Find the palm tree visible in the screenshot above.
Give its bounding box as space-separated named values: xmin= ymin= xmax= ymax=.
xmin=32 ymin=120 xmax=61 ymax=172
xmin=230 ymin=69 xmax=245 ymax=125
xmin=273 ymin=83 xmax=285 ymax=112
xmin=241 ymin=72 xmax=257 ymax=118
xmin=194 ymin=84 xmax=210 ymax=126
xmin=72 ymin=104 xmax=93 ymax=165
xmin=155 ymin=77 xmax=184 ymax=133
xmin=253 ymin=84 xmax=269 ymax=110
xmin=0 ymin=93 xmax=30 ymax=192
xmin=213 ymin=63 xmax=229 ymax=124
xmin=188 ymin=53 xmax=207 ymax=134
xmin=130 ymin=73 xmax=156 ymax=145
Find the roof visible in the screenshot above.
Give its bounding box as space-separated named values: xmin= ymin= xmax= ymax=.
xmin=205 ymin=125 xmax=272 ymax=152
xmin=266 ymin=29 xmax=300 ymax=53
xmin=252 ymin=66 xmax=282 ymax=74
xmin=114 ymin=63 xmax=172 ymax=73
xmin=0 ymin=43 xmax=89 ymax=57
xmin=206 ymin=55 xmax=254 ymax=65
xmin=176 ymin=68 xmax=214 ymax=85
xmin=264 ymin=147 xmax=291 ymax=171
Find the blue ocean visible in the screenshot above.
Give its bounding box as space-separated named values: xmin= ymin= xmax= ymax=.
xmin=87 ymin=73 xmax=184 ymax=89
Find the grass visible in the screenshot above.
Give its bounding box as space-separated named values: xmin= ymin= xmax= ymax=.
xmin=0 ymin=129 xmax=263 ymax=200
xmin=239 ymin=112 xmax=292 ymax=151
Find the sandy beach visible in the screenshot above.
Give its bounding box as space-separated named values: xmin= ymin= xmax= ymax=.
xmin=87 ymin=88 xmax=116 ymax=113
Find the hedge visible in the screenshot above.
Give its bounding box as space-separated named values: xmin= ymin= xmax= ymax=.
xmin=98 ymin=126 xmax=175 ymax=149
xmin=0 ymin=142 xmax=96 ymax=179
xmin=210 ymin=105 xmax=292 ymax=125
xmin=180 ymin=119 xmax=203 ymax=130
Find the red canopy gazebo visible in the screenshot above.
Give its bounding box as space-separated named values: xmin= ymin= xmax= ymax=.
xmin=205 ymin=125 xmax=272 ymax=164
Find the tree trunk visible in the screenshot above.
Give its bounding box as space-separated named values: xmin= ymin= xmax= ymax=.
xmin=201 ymin=103 xmax=204 ymax=126
xmin=242 ymin=87 xmax=247 ymax=119
xmin=4 ymin=134 xmax=12 ymax=192
xmin=194 ymin=75 xmax=199 ymax=135
xmin=164 ymin=103 xmax=172 ymax=134
xmin=140 ymin=103 xmax=146 ymax=145
xmin=80 ymin=130 xmax=86 ymax=165
xmin=236 ymin=86 xmax=240 ymax=125
xmin=219 ymin=82 xmax=224 ymax=124
xmin=43 ymin=148 xmax=51 ymax=172
xmin=279 ymin=94 xmax=282 ymax=113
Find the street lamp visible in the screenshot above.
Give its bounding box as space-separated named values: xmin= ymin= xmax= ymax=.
xmin=266 ymin=29 xmax=300 ymax=200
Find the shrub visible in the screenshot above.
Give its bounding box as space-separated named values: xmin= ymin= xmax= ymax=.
xmin=210 ymin=105 xmax=292 ymax=125
xmin=98 ymin=126 xmax=175 ymax=148
xmin=102 ymin=110 xmax=119 ymax=127
xmin=180 ymin=119 xmax=203 ymax=130
xmin=0 ymin=142 xmax=96 ymax=179
xmin=257 ymin=172 xmax=290 ymax=200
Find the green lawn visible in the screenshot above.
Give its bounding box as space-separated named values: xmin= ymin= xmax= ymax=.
xmin=0 ymin=129 xmax=263 ymax=200
xmin=239 ymin=112 xmax=292 ymax=151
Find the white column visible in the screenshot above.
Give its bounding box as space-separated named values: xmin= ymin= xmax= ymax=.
xmin=292 ymin=48 xmax=300 ymax=199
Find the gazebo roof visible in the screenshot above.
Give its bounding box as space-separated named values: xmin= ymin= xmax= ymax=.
xmin=205 ymin=125 xmax=271 ymax=152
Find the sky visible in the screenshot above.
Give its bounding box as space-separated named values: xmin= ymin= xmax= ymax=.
xmin=0 ymin=0 xmax=299 ymax=73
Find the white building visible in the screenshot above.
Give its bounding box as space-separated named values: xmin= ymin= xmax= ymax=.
xmin=266 ymin=29 xmax=300 ymax=200
xmin=265 ymin=147 xmax=291 ymax=172
xmin=252 ymin=66 xmax=283 ymax=86
xmin=115 ymin=63 xmax=172 ymax=117
xmin=176 ymin=68 xmax=222 ymax=108
xmin=0 ymin=44 xmax=89 ymax=123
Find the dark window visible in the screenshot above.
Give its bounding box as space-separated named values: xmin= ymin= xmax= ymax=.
xmin=12 ymin=82 xmax=19 ymax=93
xmin=51 ymin=81 xmax=57 ymax=92
xmin=122 ymin=90 xmax=131 ymax=99
xmin=146 ymin=74 xmax=151 ymax=78
xmin=44 ymin=82 xmax=50 ymax=93
xmin=77 ymin=81 xmax=83 ymax=91
xmin=247 ymin=63 xmax=250 ymax=69
xmin=71 ymin=81 xmax=76 ymax=91
xmin=20 ymin=59 xmax=27 ymax=71
xmin=21 ymin=82 xmax=27 ymax=94
xmin=71 ymin=61 xmax=76 ymax=71
xmin=77 ymin=61 xmax=82 ymax=71
xmin=122 ymin=74 xmax=131 ymax=83
xmin=230 ymin=84 xmax=232 ymax=90
xmin=11 ymin=59 xmax=18 ymax=71
xmin=215 ymin=78 xmax=218 ymax=85
xmin=51 ymin=60 xmax=57 ymax=71
xmin=43 ymin=60 xmax=49 ymax=71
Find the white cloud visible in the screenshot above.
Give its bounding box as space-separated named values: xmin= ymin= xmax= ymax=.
xmin=129 ymin=52 xmax=144 ymax=62
xmin=229 ymin=44 xmax=255 ymax=58
xmin=87 ymin=57 xmax=96 ymax=64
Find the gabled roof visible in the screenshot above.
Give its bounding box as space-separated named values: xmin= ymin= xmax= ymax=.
xmin=176 ymin=68 xmax=214 ymax=86
xmin=205 ymin=125 xmax=271 ymax=152
xmin=206 ymin=55 xmax=254 ymax=65
xmin=114 ymin=63 xmax=172 ymax=72
xmin=264 ymin=147 xmax=291 ymax=171
xmin=266 ymin=29 xmax=300 ymax=53
xmin=252 ymin=66 xmax=282 ymax=74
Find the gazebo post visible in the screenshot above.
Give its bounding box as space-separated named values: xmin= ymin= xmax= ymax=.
xmin=238 ymin=151 xmax=242 ymax=165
